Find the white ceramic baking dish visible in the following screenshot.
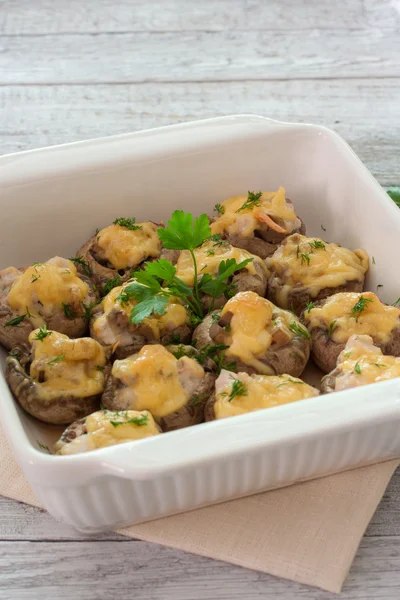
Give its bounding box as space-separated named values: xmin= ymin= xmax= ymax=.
xmin=1 ymin=115 xmax=400 ymax=533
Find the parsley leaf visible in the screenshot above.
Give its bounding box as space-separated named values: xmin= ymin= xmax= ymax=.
xmin=130 ymin=294 xmax=170 ymax=324
xmin=158 ymin=211 xmax=211 ymax=251
xmin=354 ymin=361 xmax=362 ymax=374
xmin=141 ymin=258 xmax=177 ymax=284
xmin=198 ymin=257 xmax=253 ymax=308
xmin=214 ymin=203 xmax=225 ymax=215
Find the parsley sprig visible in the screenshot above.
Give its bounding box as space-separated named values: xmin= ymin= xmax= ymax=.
xmin=112 ymin=210 xmax=255 ymax=325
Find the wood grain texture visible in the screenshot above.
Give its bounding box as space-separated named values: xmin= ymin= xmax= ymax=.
xmin=1 ymin=0 xmax=398 ymax=34
xmin=1 ymin=79 xmax=399 ymax=184
xmin=0 ymin=28 xmax=399 ymax=85
xmin=0 ymin=538 xmax=400 ymax=600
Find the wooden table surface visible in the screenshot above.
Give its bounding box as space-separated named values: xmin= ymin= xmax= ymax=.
xmin=1 ymin=1 xmax=400 ymax=597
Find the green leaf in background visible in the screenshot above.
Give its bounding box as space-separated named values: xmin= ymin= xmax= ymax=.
xmin=387 ymin=188 xmax=400 ymax=208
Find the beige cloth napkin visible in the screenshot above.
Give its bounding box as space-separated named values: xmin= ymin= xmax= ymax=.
xmin=0 ymin=424 xmax=398 ymax=594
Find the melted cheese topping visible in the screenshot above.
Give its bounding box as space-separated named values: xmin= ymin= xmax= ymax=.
xmin=92 ymin=281 xmax=188 ymax=346
xmin=111 ymin=345 xmax=205 ymax=418
xmin=218 ymin=291 xmax=296 ymax=374
xmin=214 ymin=370 xmax=319 ymax=419
xmin=211 ymin=187 xmax=298 ymax=238
xmin=333 ymin=335 xmax=400 ymax=391
xmin=175 ymin=240 xmax=267 ymax=285
xmin=29 ymin=330 xmax=106 ymax=399
xmin=7 ymin=257 xmax=89 ymax=327
xmin=267 ymin=234 xmax=369 ymax=308
xmin=305 ymin=292 xmax=399 ymax=345
xmin=56 ymin=410 xmax=160 ymax=454
xmin=96 ymin=222 xmax=161 ymax=270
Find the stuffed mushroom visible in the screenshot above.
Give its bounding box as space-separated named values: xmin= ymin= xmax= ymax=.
xmin=303 ymin=291 xmax=400 ymax=373
xmin=193 ymin=291 xmax=311 ymax=377
xmin=204 ymin=369 xmax=319 ymax=421
xmin=210 ymin=187 xmax=305 ymax=259
xmin=101 ymin=344 xmax=216 ymax=431
xmin=6 ymin=329 xmax=106 ymax=424
xmin=321 ymin=334 xmax=400 ymax=393
xmin=55 ymin=409 xmax=161 ymax=455
xmin=266 ymin=234 xmax=369 ymax=315
xmin=76 ymin=218 xmax=164 ymax=290
xmin=0 ymin=257 xmax=98 ymax=350
xmin=174 ymin=238 xmax=269 ymax=309
xmin=90 ymin=280 xmax=191 ymax=359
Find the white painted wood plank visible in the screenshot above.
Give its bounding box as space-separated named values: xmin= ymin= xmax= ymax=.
xmin=0 ymin=29 xmax=398 ymax=85
xmin=1 ymin=0 xmax=397 ymax=34
xmin=1 ymin=80 xmax=399 ymax=185
xmin=0 ymin=497 xmax=124 ymax=541
xmin=0 ymin=538 xmax=400 ymax=599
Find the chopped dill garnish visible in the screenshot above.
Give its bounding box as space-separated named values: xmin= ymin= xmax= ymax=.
xmin=305 ymin=301 xmax=316 ymax=313
xmin=33 ymin=325 xmax=52 ymax=341
xmin=62 ymin=303 xmax=76 ymax=320
xmin=113 ymin=217 xmax=142 ymax=231
xmin=47 ymin=355 xmax=65 ymax=365
xmin=4 ymin=314 xmax=26 ymax=327
xmin=236 ymin=191 xmax=263 ymax=212
xmin=110 ymin=414 xmax=148 ymax=427
xmin=328 ymin=320 xmax=337 ymax=337
xmin=308 ymin=240 xmax=326 ymax=251
xmin=289 ymin=322 xmax=311 ymax=339
xmin=300 ymin=252 xmax=311 ymax=266
xmin=228 ymin=379 xmax=248 ymax=402
xmin=350 ymin=296 xmax=373 ymax=322
xmin=69 ymin=256 xmax=92 ymax=277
